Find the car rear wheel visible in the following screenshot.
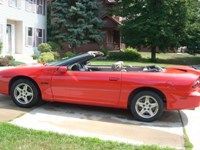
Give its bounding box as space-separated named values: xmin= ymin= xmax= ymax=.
xmin=130 ymin=91 xmax=164 ymax=122
xmin=10 ymin=79 xmax=41 ymax=108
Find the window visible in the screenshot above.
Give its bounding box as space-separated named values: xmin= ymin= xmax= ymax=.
xmin=37 ymin=0 xmax=42 ymax=14
xmin=26 ymin=27 xmax=45 ymax=47
xmin=9 ymin=0 xmax=17 ymax=7
xmin=26 ymin=0 xmax=36 ymax=13
xmin=8 ymin=0 xmax=21 ymax=8
xmin=26 ymin=0 xmax=45 ymax=15
xmin=36 ymin=28 xmax=43 ymax=46
xmin=26 ymin=27 xmax=33 ymax=46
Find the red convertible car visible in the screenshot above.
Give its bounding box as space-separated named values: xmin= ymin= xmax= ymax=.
xmin=0 ymin=51 xmax=199 ymax=122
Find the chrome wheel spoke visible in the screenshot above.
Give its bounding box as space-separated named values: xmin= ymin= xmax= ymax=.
xmin=139 ymin=108 xmax=146 ymax=115
xmin=16 ymin=87 xmax=22 ymax=93
xmin=137 ymin=101 xmax=145 ymax=107
xmin=23 ymin=84 xmax=28 ymax=91
xmin=16 ymin=94 xmax=22 ymax=100
xmin=23 ymin=96 xmax=29 ymax=103
xmin=26 ymin=92 xmax=33 ymax=96
xmin=150 ymin=103 xmax=158 ymax=108
xmin=145 ymin=96 xmax=150 ymax=103
xmin=148 ymin=109 xmax=155 ymax=117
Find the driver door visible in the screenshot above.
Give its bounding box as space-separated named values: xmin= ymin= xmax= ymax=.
xmin=51 ymin=69 xmax=121 ymax=105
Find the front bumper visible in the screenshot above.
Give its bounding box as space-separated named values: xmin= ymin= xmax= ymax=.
xmin=167 ymin=91 xmax=200 ymax=110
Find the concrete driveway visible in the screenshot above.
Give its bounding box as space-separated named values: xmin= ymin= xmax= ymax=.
xmin=0 ymin=94 xmax=30 ymax=122
xmin=10 ymin=101 xmax=184 ymax=149
xmin=181 ymin=108 xmax=200 ymax=150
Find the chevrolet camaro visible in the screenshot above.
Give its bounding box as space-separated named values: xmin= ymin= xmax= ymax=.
xmin=0 ymin=51 xmax=199 ymax=122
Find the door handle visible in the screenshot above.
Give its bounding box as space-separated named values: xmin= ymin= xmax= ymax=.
xmin=109 ymin=77 xmax=119 ymax=81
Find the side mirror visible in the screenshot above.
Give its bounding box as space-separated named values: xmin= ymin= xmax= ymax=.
xmin=57 ymin=66 xmax=67 ymax=73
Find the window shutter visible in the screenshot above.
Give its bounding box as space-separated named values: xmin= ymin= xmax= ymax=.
xmin=43 ymin=29 xmax=46 ymax=43
xmin=42 ymin=0 xmax=45 ymax=15
xmin=33 ymin=28 xmax=37 ymax=47
xmin=25 ymin=27 xmax=28 ymax=46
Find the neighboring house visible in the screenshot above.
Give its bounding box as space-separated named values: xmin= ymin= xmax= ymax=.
xmin=0 ymin=0 xmax=47 ymax=60
xmin=101 ymin=0 xmax=125 ymax=51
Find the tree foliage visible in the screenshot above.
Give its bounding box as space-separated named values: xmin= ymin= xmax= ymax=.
xmin=184 ymin=0 xmax=200 ymax=54
xmin=114 ymin=0 xmax=187 ymax=61
xmin=49 ymin=0 xmax=103 ymax=50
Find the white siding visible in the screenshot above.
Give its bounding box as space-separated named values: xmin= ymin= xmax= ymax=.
xmin=0 ymin=0 xmax=47 ymax=56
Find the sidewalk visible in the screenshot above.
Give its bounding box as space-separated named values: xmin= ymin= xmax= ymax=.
xmin=180 ymin=107 xmax=200 ymax=150
xmin=0 ymin=94 xmax=30 ymax=122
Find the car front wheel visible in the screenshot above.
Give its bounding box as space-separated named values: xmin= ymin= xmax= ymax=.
xmin=10 ymin=79 xmax=41 ymax=108
xmin=130 ymin=91 xmax=164 ymax=122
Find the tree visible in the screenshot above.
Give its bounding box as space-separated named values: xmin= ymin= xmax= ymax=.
xmin=114 ymin=0 xmax=187 ymax=62
xmin=49 ymin=0 xmax=103 ymax=51
xmin=183 ymin=0 xmax=200 ymax=54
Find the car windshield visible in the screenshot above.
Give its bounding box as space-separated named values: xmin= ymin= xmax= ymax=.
xmin=46 ymin=53 xmax=95 ymax=66
xmin=192 ymin=65 xmax=200 ymax=70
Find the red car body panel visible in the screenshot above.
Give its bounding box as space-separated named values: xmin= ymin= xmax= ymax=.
xmin=0 ymin=65 xmax=200 ymax=110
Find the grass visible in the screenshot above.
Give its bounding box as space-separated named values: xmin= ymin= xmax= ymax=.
xmin=0 ymin=123 xmax=174 ymax=150
xmin=183 ymin=128 xmax=193 ymax=150
xmin=12 ymin=60 xmax=25 ymax=66
xmin=91 ymin=52 xmax=200 ymax=67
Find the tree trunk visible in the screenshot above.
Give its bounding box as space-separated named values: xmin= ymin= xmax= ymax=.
xmin=151 ymin=46 xmax=157 ymax=62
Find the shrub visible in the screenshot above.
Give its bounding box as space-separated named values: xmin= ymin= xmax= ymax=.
xmin=100 ymin=48 xmax=110 ymax=56
xmin=0 ymin=42 xmax=2 ymax=54
xmin=108 ymin=47 xmax=141 ymax=61
xmin=52 ymin=51 xmax=60 ymax=59
xmin=32 ymin=54 xmax=40 ymax=60
xmin=0 ymin=55 xmax=15 ymax=66
xmin=64 ymin=51 xmax=76 ymax=58
xmin=47 ymin=41 xmax=61 ymax=52
xmin=38 ymin=52 xmax=55 ymax=63
xmin=38 ymin=43 xmax=52 ymax=53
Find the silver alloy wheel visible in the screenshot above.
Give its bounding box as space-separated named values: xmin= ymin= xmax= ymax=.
xmin=135 ymin=95 xmax=159 ymax=119
xmin=14 ymin=83 xmax=34 ymax=104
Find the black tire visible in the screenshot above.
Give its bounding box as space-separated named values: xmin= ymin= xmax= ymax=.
xmin=10 ymin=79 xmax=41 ymax=108
xmin=130 ymin=91 xmax=164 ymax=122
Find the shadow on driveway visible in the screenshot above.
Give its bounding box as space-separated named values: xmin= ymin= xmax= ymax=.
xmin=40 ymin=101 xmax=188 ymax=128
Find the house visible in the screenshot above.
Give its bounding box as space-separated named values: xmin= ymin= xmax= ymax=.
xmin=0 ymin=0 xmax=47 ymax=61
xmin=101 ymin=0 xmax=125 ymax=51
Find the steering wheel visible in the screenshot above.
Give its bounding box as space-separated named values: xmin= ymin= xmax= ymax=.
xmin=70 ymin=63 xmax=82 ymax=71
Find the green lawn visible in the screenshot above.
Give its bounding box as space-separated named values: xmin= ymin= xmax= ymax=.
xmin=91 ymin=52 xmax=200 ymax=67
xmin=0 ymin=123 xmax=174 ymax=150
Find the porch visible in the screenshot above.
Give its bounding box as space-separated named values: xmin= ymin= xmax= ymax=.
xmin=5 ymin=19 xmax=23 ymax=55
xmin=102 ymin=16 xmax=125 ymax=50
